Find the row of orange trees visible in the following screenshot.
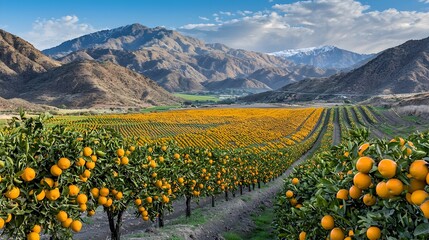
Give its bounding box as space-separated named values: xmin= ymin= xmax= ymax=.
xmin=276 ymin=127 xmax=429 ymax=239
xmin=0 ymin=111 xmax=325 ymax=240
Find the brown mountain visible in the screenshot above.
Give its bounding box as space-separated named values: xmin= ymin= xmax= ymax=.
xmin=0 ymin=29 xmax=179 ymax=109
xmin=19 ymin=60 xmax=180 ymax=108
xmin=203 ymin=78 xmax=271 ymax=92
xmin=0 ymin=29 xmax=60 ymax=95
xmin=43 ymin=24 xmax=335 ymax=92
xmin=242 ymin=36 xmax=429 ymax=103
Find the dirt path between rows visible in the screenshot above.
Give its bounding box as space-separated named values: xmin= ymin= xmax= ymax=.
xmin=355 ymin=107 xmax=388 ymax=139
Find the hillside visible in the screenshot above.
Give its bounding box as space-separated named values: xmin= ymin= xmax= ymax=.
xmin=43 ymin=24 xmax=335 ymax=92
xmin=269 ymin=46 xmax=374 ymax=70
xmin=203 ymin=78 xmax=271 ymax=92
xmin=243 ymin=36 xmax=429 ymax=103
xmin=18 ymin=60 xmax=180 ymax=108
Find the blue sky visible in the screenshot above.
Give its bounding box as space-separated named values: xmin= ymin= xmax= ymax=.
xmin=1 ymin=0 xmax=429 ymax=53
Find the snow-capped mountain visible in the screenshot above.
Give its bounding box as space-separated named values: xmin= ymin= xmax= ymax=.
xmin=269 ymin=46 xmax=375 ymax=70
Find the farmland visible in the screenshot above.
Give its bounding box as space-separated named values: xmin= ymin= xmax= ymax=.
xmin=0 ymin=106 xmax=429 ymax=240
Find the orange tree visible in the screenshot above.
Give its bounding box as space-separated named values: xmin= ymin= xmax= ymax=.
xmin=276 ymin=128 xmax=429 ymax=239
xmin=0 ymin=113 xmax=90 ymax=239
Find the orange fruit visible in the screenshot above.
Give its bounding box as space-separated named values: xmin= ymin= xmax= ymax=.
xmin=336 ymin=189 xmax=349 ymax=200
xmin=5 ymin=214 xmax=12 ymax=223
xmin=0 ymin=218 xmax=4 ymax=229
xmin=21 ymin=167 xmax=36 ymax=182
xmin=85 ymin=161 xmax=95 ymax=170
xmin=292 ymin=178 xmax=299 ymax=185
xmin=321 ymin=215 xmax=334 ymax=230
xmin=27 ymin=232 xmax=40 ymax=240
xmin=98 ymin=196 xmax=107 ymax=205
xmin=409 ymin=178 xmax=426 ymax=193
xmin=41 ymin=177 xmax=54 ymax=187
xmin=129 ymin=146 xmax=136 ymax=151
xmin=178 ymin=177 xmax=185 ymax=184
xmin=36 ymin=190 xmax=45 ymax=201
xmin=68 ymin=185 xmax=80 ymax=196
xmin=363 ymin=194 xmax=376 ymax=206
xmin=410 ymin=160 xmax=428 ymax=181
xmin=286 ymin=190 xmax=294 ymax=198
xmin=135 ymin=198 xmax=142 ymax=206
xmin=330 ymin=228 xmax=345 ymax=240
xmin=117 ymin=148 xmax=125 ymax=157
xmin=349 ymin=185 xmax=362 ymax=199
xmin=46 ymin=188 xmax=60 ymax=201
xmin=32 ymin=224 xmax=41 ymax=233
xmin=50 ymin=165 xmax=62 ymax=177
xmin=367 ymin=226 xmax=381 ymax=240
xmin=149 ymin=160 xmax=157 ymax=168
xmin=299 ymin=231 xmax=306 ymax=240
xmin=91 ymin=155 xmax=97 ymax=162
xmin=76 ymin=158 xmax=85 ymax=166
xmin=57 ymin=158 xmax=71 ymax=170
xmin=82 ymin=170 xmax=91 ymax=178
xmin=62 ymin=218 xmax=73 ymax=228
xmin=146 ymin=196 xmax=153 ymax=203
xmin=91 ymin=188 xmax=99 ymax=198
xmin=100 ymin=187 xmax=109 ymax=197
xmin=83 ymin=147 xmax=93 ymax=157
xmin=353 ymin=172 xmax=371 ymax=190
xmin=77 ymin=194 xmax=88 ymax=204
xmin=420 ymin=200 xmax=429 ymax=218
xmin=5 ymin=186 xmax=20 ymax=199
xmin=427 ymin=172 xmax=429 ymax=185
xmin=406 ymin=192 xmax=413 ymax=204
xmin=70 ymin=220 xmax=82 ymax=232
xmin=411 ymin=190 xmax=429 ymax=206
xmin=162 ymin=195 xmax=169 ymax=203
xmin=88 ymin=209 xmax=96 ymax=216
xmin=377 ymin=159 xmax=397 ymax=178
xmin=375 ymin=182 xmax=390 ymax=199
xmin=115 ymin=191 xmax=123 ymax=200
xmin=386 ymin=179 xmax=403 ymax=196
xmin=121 ymin=157 xmax=129 ymax=165
xmin=356 ymin=157 xmax=373 ymax=173
xmin=56 ymin=211 xmax=68 ymax=222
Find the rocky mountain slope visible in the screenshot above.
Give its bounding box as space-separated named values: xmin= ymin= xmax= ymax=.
xmin=269 ymin=46 xmax=374 ymax=70
xmin=243 ymin=36 xmax=429 ymax=102
xmin=43 ymin=24 xmax=335 ymax=92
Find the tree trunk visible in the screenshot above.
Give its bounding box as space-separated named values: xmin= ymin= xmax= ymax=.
xmin=186 ymin=195 xmax=192 ymax=217
xmin=232 ymin=191 xmax=236 ymax=198
xmin=258 ymin=181 xmax=261 ymax=189
xmin=107 ymin=210 xmax=124 ymax=240
xmin=248 ymin=184 xmax=251 ymax=192
xmin=252 ymin=183 xmax=255 ymax=190
xmin=225 ymin=191 xmax=229 ymax=201
xmin=240 ymin=185 xmax=243 ymax=195
xmin=211 ymin=195 xmax=215 ymax=207
xmin=158 ymin=203 xmax=164 ymax=228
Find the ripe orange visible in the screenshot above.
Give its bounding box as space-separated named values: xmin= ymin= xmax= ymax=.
xmin=174 ymin=153 xmax=180 ymax=159
xmin=50 ymin=165 xmax=62 ymax=177
xmin=178 ymin=177 xmax=185 ymax=184
xmin=330 ymin=228 xmax=345 ymax=240
xmin=76 ymin=157 xmax=85 ymax=166
xmin=46 ymin=188 xmax=60 ymax=201
xmin=377 ymin=159 xmax=397 ymax=178
xmin=162 ymin=195 xmax=169 ymax=203
xmin=353 ymin=172 xmax=371 ymax=190
xmin=409 ymin=178 xmax=426 ymax=193
xmin=349 ymin=185 xmax=362 ymax=199
xmin=85 ymin=161 xmax=95 ymax=170
xmin=35 ymin=190 xmax=45 ymax=201
xmin=79 ymin=204 xmax=87 ymax=212
xmin=21 ymin=167 xmax=36 ymax=182
xmin=121 ymin=157 xmax=129 ymax=165
xmin=83 ymin=147 xmax=93 ymax=157
xmin=68 ymin=185 xmax=80 ymax=196
xmin=117 ymin=148 xmax=125 ymax=157
xmin=321 ymin=215 xmax=335 ymax=230
xmin=375 ymin=182 xmax=390 ymax=199
xmin=82 ymin=170 xmax=91 ymax=178
xmin=135 ymin=198 xmax=142 ymax=206
xmin=155 ymin=180 xmax=163 ymax=188
xmin=149 ymin=160 xmax=157 ymax=168
xmin=88 ymin=210 xmax=95 ymax=216
xmin=411 ymin=190 xmax=429 ymax=206
xmin=410 ymin=160 xmax=428 ymax=181
xmin=77 ymin=193 xmax=88 ymax=204
xmin=98 ymin=196 xmax=107 ymax=205
xmin=129 ymin=146 xmax=136 ymax=151
xmin=27 ymin=232 xmax=40 ymax=240
xmin=420 ymin=200 xmax=429 ymax=218
xmin=56 ymin=211 xmax=68 ymax=222
xmin=5 ymin=213 xmax=12 ymax=223
xmin=367 ymin=226 xmax=381 ymax=240
xmin=0 ymin=218 xmax=4 ymax=229
xmin=115 ymin=191 xmax=123 ymax=200
xmin=146 ymin=196 xmax=153 ymax=203
xmin=42 ymin=178 xmax=54 ymax=187
xmin=99 ymin=187 xmax=109 ymax=197
xmin=58 ymin=158 xmax=71 ymax=170
xmin=292 ymin=178 xmax=299 ymax=185
xmin=358 ymin=143 xmax=370 ymax=156
xmin=363 ymin=194 xmax=376 ymax=206
xmin=286 ymin=190 xmax=294 ymax=198
xmin=299 ymin=231 xmax=306 ymax=240
xmin=61 ymin=218 xmax=73 ymax=228
xmin=5 ymin=186 xmax=20 ymax=199
xmin=32 ymin=224 xmax=41 ymax=233
xmin=356 ymin=157 xmax=373 ymax=173
xmin=336 ymin=189 xmax=349 ymax=200
xmin=71 ymin=220 xmax=82 ymax=232
xmin=386 ymin=178 xmax=403 ymax=196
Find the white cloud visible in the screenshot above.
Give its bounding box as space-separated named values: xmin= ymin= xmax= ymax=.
xmin=199 ymin=16 xmax=210 ymax=21
xmin=179 ymin=0 xmax=429 ymax=54
xmin=420 ymin=0 xmax=429 ymax=3
xmin=219 ymin=11 xmax=233 ymax=16
xmin=25 ymin=15 xmax=96 ymax=50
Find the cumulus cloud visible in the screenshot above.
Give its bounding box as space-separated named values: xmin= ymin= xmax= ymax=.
xmin=179 ymin=0 xmax=429 ymax=54
xmin=25 ymin=15 xmax=96 ymax=50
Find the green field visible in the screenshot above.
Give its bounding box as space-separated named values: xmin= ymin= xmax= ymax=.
xmin=173 ymin=93 xmax=220 ymax=102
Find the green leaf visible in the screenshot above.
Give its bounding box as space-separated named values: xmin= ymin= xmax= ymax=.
xmin=414 ymin=223 xmax=429 ymax=236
